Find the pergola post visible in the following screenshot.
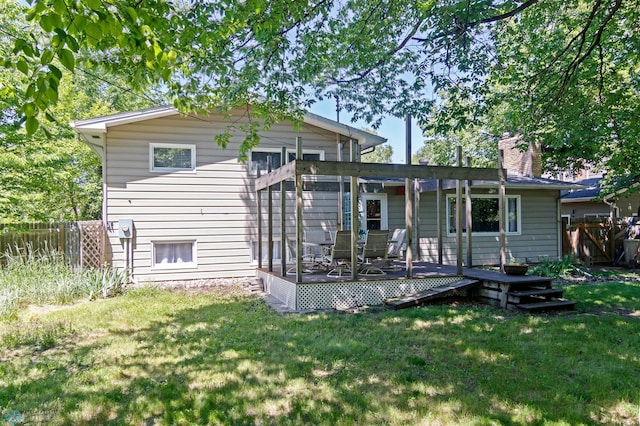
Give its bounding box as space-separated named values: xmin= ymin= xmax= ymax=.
xmin=267 ymin=156 xmax=273 ymax=272
xmin=296 ymin=137 xmax=304 ymax=283
xmin=405 ymin=114 xmax=413 ymax=277
xmin=456 ymin=146 xmax=463 ymax=275
xmin=350 ymin=139 xmax=359 ymax=280
xmin=280 ymin=146 xmax=287 ymax=277
xmin=499 ymin=149 xmax=507 ymax=272
xmin=437 ymin=178 xmax=443 ymax=264
xmin=465 ymin=156 xmax=473 ymax=267
xmin=257 ymin=168 xmax=262 ymax=269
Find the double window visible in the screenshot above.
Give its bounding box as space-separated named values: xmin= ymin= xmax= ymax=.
xmin=447 ymin=194 xmax=521 ymax=235
xmin=150 ymin=143 xmax=196 ymax=172
xmin=249 ymin=149 xmax=323 ymax=175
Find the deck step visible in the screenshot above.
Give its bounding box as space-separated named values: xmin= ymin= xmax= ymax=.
xmin=507 ymin=288 xmax=564 ymax=298
xmin=385 ymin=279 xmax=480 ymax=310
xmin=516 ymin=299 xmax=576 ymax=312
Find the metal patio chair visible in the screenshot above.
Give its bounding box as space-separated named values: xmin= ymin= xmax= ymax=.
xmin=359 ymin=229 xmax=389 ymax=276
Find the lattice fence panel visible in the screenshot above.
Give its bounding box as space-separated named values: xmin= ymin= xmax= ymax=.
xmin=78 ymin=220 xmax=106 ymax=269
xmin=297 ymin=276 xmax=463 ymax=311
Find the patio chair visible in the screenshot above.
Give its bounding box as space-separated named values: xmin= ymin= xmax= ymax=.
xmin=286 ymin=239 xmax=315 ymax=274
xmin=359 ymin=229 xmax=389 ymax=276
xmin=326 ymin=230 xmax=354 ymax=277
xmin=304 ymin=229 xmax=334 ymax=267
xmin=383 ymin=228 xmax=406 ymax=271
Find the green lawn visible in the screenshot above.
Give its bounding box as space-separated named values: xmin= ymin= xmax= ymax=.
xmin=1 ymin=282 xmax=639 ymax=425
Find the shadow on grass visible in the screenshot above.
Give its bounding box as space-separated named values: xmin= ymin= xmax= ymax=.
xmin=1 ymin=289 xmax=639 ymax=425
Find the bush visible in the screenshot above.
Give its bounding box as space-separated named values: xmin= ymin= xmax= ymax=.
xmin=82 ymin=267 xmax=129 ymax=300
xmin=528 ymin=256 xmax=576 ymax=278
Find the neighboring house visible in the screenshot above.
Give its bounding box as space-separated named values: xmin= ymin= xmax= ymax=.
xmin=561 ymin=177 xmax=640 ymax=223
xmin=72 ymin=106 xmax=386 ymax=282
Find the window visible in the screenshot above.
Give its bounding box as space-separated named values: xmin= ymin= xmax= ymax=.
xmin=251 ymin=240 xmax=282 ymax=264
xmin=150 ymin=143 xmax=196 ymax=172
xmin=447 ymin=195 xmax=521 ymax=235
xmin=249 ymin=149 xmax=324 ymax=175
xmin=152 ymin=241 xmax=197 ymax=269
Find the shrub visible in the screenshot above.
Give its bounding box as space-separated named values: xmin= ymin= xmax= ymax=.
xmin=82 ymin=267 xmax=129 ymax=300
xmin=529 ymin=256 xmax=576 ymax=278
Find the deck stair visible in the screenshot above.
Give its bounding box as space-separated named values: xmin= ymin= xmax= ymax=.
xmin=472 ymin=273 xmax=576 ymax=312
xmin=385 ymin=278 xmax=480 ymax=310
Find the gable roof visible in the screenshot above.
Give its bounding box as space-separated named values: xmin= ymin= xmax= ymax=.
xmin=562 ymin=176 xmax=640 ymax=203
xmin=71 ymin=106 xmax=387 ymax=151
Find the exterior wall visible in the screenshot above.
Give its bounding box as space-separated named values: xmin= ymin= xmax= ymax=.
xmin=416 ymin=188 xmax=561 ymax=266
xmin=104 ymin=112 xmax=341 ymax=282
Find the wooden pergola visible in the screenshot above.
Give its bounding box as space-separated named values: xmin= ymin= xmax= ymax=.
xmin=255 ymin=140 xmax=507 ymax=284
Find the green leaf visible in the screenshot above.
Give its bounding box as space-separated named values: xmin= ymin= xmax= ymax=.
xmin=85 ymin=22 xmax=102 ymax=42
xmin=58 ymin=49 xmax=75 ymax=72
xmin=48 ymin=64 xmax=62 ymax=80
xmin=25 ymin=116 xmax=39 ymax=135
xmin=41 ymin=48 xmax=54 ymax=65
xmin=85 ymin=0 xmax=102 ymax=10
xmin=16 ymin=58 xmax=29 ymax=75
xmin=53 ymin=0 xmax=66 ymax=15
xmin=39 ymin=14 xmax=58 ymax=32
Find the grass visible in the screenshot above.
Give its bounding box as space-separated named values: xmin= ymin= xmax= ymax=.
xmin=1 ymin=280 xmax=639 ymax=425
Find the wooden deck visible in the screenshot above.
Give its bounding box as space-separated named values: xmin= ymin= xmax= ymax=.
xmin=257 ymin=261 xmax=575 ymax=312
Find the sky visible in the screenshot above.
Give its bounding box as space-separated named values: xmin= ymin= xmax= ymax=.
xmin=309 ymin=98 xmax=425 ymax=164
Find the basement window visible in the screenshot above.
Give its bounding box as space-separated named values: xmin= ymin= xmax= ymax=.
xmin=152 ymin=240 xmax=197 ymax=269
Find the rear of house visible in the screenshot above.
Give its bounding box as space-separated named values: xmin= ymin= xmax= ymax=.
xmin=73 ymin=106 xmax=385 ymax=282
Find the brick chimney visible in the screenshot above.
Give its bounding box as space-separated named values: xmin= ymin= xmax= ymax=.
xmin=499 ymin=134 xmax=542 ymax=177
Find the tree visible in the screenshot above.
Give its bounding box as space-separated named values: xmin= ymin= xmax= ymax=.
xmin=362 ymin=143 xmax=393 ymax=164
xmin=2 ymin=0 xmax=638 ymax=178
xmin=0 ymin=0 xmax=156 ymax=223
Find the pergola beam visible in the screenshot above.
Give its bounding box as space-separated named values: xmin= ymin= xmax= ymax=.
xmin=255 ymin=160 xmax=500 ymax=191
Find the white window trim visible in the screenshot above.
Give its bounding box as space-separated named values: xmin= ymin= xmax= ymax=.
xmin=250 ymin=239 xmax=283 ymax=265
xmin=446 ymin=194 xmax=521 ymax=237
xmin=149 ymin=143 xmax=196 ymax=173
xmin=249 ymin=148 xmax=325 ymax=175
xmin=360 ymin=193 xmax=388 ymax=232
xmin=151 ymin=240 xmax=198 ymax=270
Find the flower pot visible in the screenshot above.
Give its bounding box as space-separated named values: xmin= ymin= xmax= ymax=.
xmin=504 ymin=264 xmax=529 ymax=275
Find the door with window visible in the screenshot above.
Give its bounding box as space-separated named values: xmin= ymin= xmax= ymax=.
xmin=360 ymin=193 xmax=388 ymax=232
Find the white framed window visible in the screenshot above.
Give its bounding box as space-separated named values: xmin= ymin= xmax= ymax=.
xmin=249 ymin=149 xmax=324 ymax=175
xmin=250 ymin=240 xmax=282 ymax=264
xmin=149 ymin=143 xmax=196 ymax=172
xmin=152 ymin=240 xmax=197 ymax=269
xmin=447 ymin=194 xmax=521 ymax=236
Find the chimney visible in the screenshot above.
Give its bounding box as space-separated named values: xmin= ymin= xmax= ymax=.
xmin=498 ymin=134 xmax=542 ymax=177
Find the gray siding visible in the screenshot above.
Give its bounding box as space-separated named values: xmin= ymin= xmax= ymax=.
xmin=105 ymin=112 xmax=341 ymax=281
xmin=417 ymin=189 xmax=561 ymax=266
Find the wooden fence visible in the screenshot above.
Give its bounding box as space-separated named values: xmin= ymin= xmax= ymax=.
xmin=0 ymin=221 xmax=107 ymax=269
xmin=563 ymin=217 xmax=639 ymax=265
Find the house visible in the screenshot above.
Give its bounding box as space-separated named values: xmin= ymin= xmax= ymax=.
xmin=561 ymin=177 xmax=640 ymax=223
xmin=72 ymin=106 xmax=386 ymax=282
xmin=73 ymin=108 xmax=578 ymax=284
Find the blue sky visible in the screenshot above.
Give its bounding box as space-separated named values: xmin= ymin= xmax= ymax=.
xmin=309 ymin=98 xmax=424 ymax=164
